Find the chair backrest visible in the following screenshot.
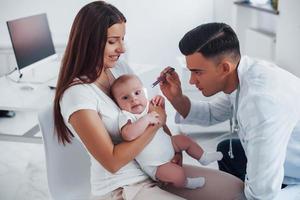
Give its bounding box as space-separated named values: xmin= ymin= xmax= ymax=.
xmin=38 ymin=105 xmax=91 ymax=200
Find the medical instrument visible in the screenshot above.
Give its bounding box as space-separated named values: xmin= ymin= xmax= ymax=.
xmin=228 ymin=84 xmax=240 ymax=159
xmin=151 ymin=67 xmax=175 ymax=88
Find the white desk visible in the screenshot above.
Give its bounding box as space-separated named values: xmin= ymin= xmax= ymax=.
xmin=0 ymin=76 xmax=55 ymax=143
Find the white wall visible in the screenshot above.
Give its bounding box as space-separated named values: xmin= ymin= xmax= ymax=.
xmin=275 ymin=0 xmax=300 ymax=77
xmin=213 ymin=0 xmax=237 ymax=29
xmin=234 ymin=5 xmax=278 ymax=58
xmin=0 ymin=0 xmax=214 ymax=74
xmin=213 ymin=1 xmax=300 ymax=78
xmin=109 ymin=0 xmax=213 ymax=67
xmin=0 ymin=0 xmax=90 ymax=46
xmin=0 ymin=0 xmax=91 ymax=74
xmin=213 ymin=0 xmax=278 ymax=57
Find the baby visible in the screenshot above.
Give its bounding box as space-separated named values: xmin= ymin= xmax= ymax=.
xmin=111 ymin=74 xmax=223 ymax=189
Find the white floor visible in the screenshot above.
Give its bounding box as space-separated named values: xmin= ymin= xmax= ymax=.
xmin=0 ymin=140 xmax=49 ymax=200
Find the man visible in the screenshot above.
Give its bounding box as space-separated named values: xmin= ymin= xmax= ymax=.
xmin=160 ymin=23 xmax=300 ymax=199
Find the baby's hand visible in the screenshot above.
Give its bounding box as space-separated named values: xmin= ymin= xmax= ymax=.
xmin=146 ymin=111 xmax=160 ymax=125
xmin=151 ymin=95 xmax=165 ymax=108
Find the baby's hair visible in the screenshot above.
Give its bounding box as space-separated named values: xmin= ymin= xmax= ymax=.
xmin=111 ymin=74 xmax=143 ymax=98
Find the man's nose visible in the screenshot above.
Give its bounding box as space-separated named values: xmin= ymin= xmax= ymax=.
xmin=189 ymin=74 xmax=196 ymax=85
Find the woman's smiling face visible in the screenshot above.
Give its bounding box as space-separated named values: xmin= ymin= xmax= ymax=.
xmin=103 ymin=22 xmax=126 ymax=68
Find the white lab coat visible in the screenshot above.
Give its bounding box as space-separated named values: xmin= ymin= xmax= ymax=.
xmin=175 ymin=56 xmax=300 ymax=200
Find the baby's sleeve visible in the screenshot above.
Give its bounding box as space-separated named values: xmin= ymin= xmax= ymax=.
xmin=118 ymin=111 xmax=135 ymax=132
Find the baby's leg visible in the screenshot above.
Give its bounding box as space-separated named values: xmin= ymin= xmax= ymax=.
xmin=171 ymin=135 xmax=204 ymax=159
xmin=156 ymin=162 xmax=205 ymax=189
xmin=171 ymin=135 xmax=223 ymax=165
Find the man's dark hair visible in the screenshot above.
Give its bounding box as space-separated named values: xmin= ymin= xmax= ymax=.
xmin=179 ymin=22 xmax=240 ymax=61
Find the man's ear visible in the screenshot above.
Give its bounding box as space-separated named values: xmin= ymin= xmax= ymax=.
xmin=219 ymin=60 xmax=231 ymax=75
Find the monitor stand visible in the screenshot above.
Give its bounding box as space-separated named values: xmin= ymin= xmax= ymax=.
xmin=19 ymin=85 xmax=34 ymax=91
xmin=17 ymin=70 xmax=35 ymax=90
xmin=18 ymin=60 xmax=60 ymax=84
xmin=5 ymin=70 xmax=37 ymax=91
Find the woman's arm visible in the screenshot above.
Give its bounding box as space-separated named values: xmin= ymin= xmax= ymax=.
xmin=162 ymin=125 xmax=172 ymax=136
xmin=69 ymin=106 xmax=166 ymax=174
xmin=150 ymin=95 xmax=173 ymax=136
xmin=121 ymin=112 xmax=160 ymax=141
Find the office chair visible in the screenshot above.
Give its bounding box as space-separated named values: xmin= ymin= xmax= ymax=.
xmin=38 ymin=105 xmax=91 ymax=200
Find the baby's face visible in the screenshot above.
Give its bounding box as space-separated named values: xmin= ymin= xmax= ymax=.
xmin=114 ymin=78 xmax=148 ymax=114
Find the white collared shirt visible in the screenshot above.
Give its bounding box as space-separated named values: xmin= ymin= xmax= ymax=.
xmin=175 ymin=56 xmax=300 ymax=199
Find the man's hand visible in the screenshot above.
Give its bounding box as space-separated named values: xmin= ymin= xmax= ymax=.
xmin=159 ymin=67 xmax=191 ymax=118
xmin=159 ymin=67 xmax=183 ymax=103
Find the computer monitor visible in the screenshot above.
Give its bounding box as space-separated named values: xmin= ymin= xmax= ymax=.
xmin=7 ymin=13 xmax=58 ymax=84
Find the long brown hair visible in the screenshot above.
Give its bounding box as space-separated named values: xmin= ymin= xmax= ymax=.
xmin=54 ymin=1 xmax=126 ymax=144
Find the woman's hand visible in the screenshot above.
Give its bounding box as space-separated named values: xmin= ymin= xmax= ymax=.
xmin=149 ymin=103 xmax=167 ymax=126
xmin=145 ymin=111 xmax=160 ymax=125
xmin=159 ymin=67 xmax=183 ymax=102
xmin=171 ymin=152 xmax=183 ymax=166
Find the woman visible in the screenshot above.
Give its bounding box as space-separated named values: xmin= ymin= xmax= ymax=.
xmin=54 ymin=1 xmax=244 ymax=199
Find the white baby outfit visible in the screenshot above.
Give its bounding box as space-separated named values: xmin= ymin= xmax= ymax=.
xmin=119 ymin=103 xmax=175 ymax=180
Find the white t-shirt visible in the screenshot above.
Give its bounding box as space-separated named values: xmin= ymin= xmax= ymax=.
xmin=60 ymin=61 xmax=148 ymax=196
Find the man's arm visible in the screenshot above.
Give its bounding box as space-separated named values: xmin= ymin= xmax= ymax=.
xmin=174 ymin=95 xmax=232 ymax=126
xmin=159 ymin=67 xmax=231 ymax=123
xmin=162 ymin=124 xmax=172 ymax=136
xmin=169 ymin=95 xmax=191 ymax=119
xmin=159 ymin=67 xmax=191 ymax=118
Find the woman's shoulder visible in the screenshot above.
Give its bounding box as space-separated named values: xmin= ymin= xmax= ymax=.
xmin=60 ymin=83 xmax=99 ymax=119
xmin=61 ymin=83 xmax=98 ymax=107
xmin=64 ymin=83 xmax=94 ymax=98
